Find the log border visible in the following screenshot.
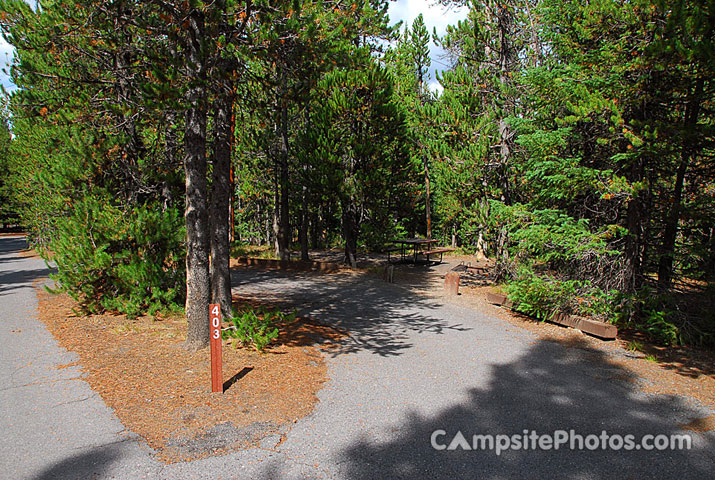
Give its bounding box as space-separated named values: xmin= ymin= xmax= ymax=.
xmin=486 ymin=292 xmax=617 ymax=340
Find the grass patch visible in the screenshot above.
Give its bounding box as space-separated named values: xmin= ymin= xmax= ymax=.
xmin=231 ymin=243 xmax=277 ymax=259
xmin=625 ymin=340 xmax=645 ymax=353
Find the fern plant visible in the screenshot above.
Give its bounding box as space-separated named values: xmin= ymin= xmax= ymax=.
xmin=222 ymin=306 xmax=296 ymax=352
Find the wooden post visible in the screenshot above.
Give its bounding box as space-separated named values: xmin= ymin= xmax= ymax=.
xmin=209 ymin=304 xmax=223 ymax=393
xmin=444 ymin=272 xmax=460 ymax=296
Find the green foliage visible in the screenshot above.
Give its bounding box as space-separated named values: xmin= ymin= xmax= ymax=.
xmin=616 ymin=287 xmax=681 ymax=346
xmin=614 ymin=283 xmax=715 ymax=349
xmin=301 ymin=61 xmax=412 ymax=255
xmin=48 ymin=198 xmax=185 ymax=318
xmin=2 ymin=0 xmax=713 ymax=351
xmin=230 ymin=243 xmax=277 ymax=260
xmin=505 ymin=268 xmax=568 ymax=321
xmin=490 ymin=202 xmax=625 ymax=287
xmin=644 ymin=354 xmax=658 ymax=363
xmin=642 ymin=309 xmax=681 ymax=347
xmin=2 ymin=0 xmax=187 ymax=317
xmin=496 ymin=0 xmax=715 ymax=349
xmin=505 ymin=267 xmax=618 ymax=322
xmin=222 ymin=306 xmax=297 ymax=352
xmin=492 ymin=200 xmax=627 ymax=327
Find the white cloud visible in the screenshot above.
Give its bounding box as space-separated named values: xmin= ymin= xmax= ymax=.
xmin=428 ymin=79 xmax=443 ymax=95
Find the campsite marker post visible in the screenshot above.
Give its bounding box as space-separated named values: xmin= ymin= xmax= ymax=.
xmin=209 ymin=304 xmax=223 ymax=393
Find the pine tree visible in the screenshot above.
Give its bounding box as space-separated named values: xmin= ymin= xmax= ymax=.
xmin=387 ymin=15 xmax=434 ymax=238
xmin=501 ymin=0 xmax=714 ymax=344
xmin=1 ymin=0 xmax=188 ymax=316
xmin=305 ymin=61 xmax=410 ymax=266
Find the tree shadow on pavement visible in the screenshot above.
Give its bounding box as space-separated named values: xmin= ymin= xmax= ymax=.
xmin=0 ymin=267 xmax=56 ymax=297
xmin=334 ymin=336 xmax=715 ymax=479
xmin=32 ymin=444 xmax=120 ymax=480
xmin=0 ymin=236 xmax=30 ymax=256
xmin=231 ymin=268 xmax=471 ymax=357
xmin=0 ymin=237 xmax=55 ymax=297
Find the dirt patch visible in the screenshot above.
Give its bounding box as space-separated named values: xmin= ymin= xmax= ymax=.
xmin=18 ymin=248 xmax=42 ymax=259
xmin=36 ymin=287 xmax=345 ymax=464
xmin=680 ymin=415 xmax=715 ymax=433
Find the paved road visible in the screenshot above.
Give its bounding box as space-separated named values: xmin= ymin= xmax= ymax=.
xmin=1 ymin=236 xmax=713 ymax=479
xmin=0 ymin=237 xmax=158 ymax=479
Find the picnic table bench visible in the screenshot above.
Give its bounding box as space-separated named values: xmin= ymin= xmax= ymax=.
xmin=419 ymin=247 xmax=455 ymax=264
xmin=387 ymin=238 xmax=455 ymax=264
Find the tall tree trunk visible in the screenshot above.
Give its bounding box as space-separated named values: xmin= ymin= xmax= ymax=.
xmin=341 ymin=198 xmax=359 ymax=268
xmin=624 ymin=187 xmax=645 ymax=294
xmin=657 ymin=156 xmax=688 ymax=290
xmin=209 ymin=88 xmax=234 ymax=319
xmin=265 ymin=205 xmax=271 ymax=246
xmin=658 ymin=78 xmax=704 ymax=290
xmin=183 ymin=8 xmax=210 ymax=350
xmin=424 ymin=155 xmax=432 ymax=239
xmin=310 ymin=210 xmax=319 ymax=250
xmin=273 ymin=181 xmax=280 ymax=256
xmin=707 ymin=227 xmax=715 ymax=278
xmin=623 ymin=143 xmax=652 ymax=297
xmin=229 ymin=162 xmax=235 ymax=243
xmin=300 ymin=181 xmax=309 ymax=261
xmin=300 ymin=111 xmax=310 ymax=261
xmin=417 ymin=67 xmax=432 ymax=239
xmin=498 ymin=118 xmax=512 ymax=205
xmin=278 ymin=97 xmax=291 ymax=260
xmin=229 ymin=111 xmax=236 ymax=244
xmin=496 ymin=5 xmax=514 ymax=206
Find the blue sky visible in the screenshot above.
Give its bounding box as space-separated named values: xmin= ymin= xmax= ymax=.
xmin=387 ymin=0 xmax=467 ymax=92
xmin=0 ymin=1 xmax=466 ymax=94
xmin=0 ymin=34 xmax=13 ymax=93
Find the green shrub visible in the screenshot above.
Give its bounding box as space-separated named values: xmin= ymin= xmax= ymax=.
xmin=48 ymin=197 xmax=185 ymax=318
xmin=505 ymin=268 xmax=563 ymax=320
xmin=642 ymin=309 xmax=680 ymax=346
xmin=616 ymin=288 xmax=682 ymax=346
xmin=230 ymin=243 xmax=276 ymax=259
xmin=222 ymin=306 xmax=296 ymax=352
xmin=505 ymin=267 xmax=618 ymax=322
xmin=625 ymin=341 xmax=645 ymax=353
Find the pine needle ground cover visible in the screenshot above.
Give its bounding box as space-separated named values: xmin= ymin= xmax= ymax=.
xmin=36 ymin=286 xmax=345 ymax=464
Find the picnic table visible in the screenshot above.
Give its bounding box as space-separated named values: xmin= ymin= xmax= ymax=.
xmin=387 ymin=238 xmax=455 ymax=264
